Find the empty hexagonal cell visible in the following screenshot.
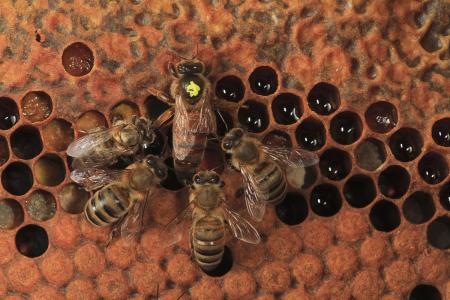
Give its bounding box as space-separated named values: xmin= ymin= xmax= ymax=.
xmin=378 ymin=165 xmax=410 ymax=199
xmin=271 ymin=93 xmax=303 ymax=125
xmin=41 ymin=119 xmax=74 ymax=152
xmin=15 ymin=224 xmax=49 ymax=258
xmin=354 ymin=138 xmax=387 ymax=171
xmin=295 ymin=117 xmax=326 ymax=151
xmin=60 ymin=183 xmax=90 ymax=214
xmin=0 ymin=199 xmax=24 ymax=229
xmin=432 ymin=117 xmax=450 ymax=147
xmin=21 ymin=91 xmax=53 ymax=123
xmin=409 ymin=284 xmax=442 ymax=300
xmin=439 ymin=181 xmax=450 ymax=211
xmin=0 ymin=97 xmax=19 ymax=130
xmin=418 ymin=151 xmax=449 ymax=185
xmin=330 ymin=111 xmax=363 ymax=145
xmin=262 ymin=130 xmax=292 ymax=147
xmin=307 ymin=82 xmax=340 ymax=115
xmin=62 ymin=42 xmax=94 ymax=76
xmin=10 ymin=125 xmax=43 ymax=159
xmin=248 ymin=66 xmax=278 ymax=96
xmin=1 ymin=162 xmax=33 ymax=195
xmin=275 ymin=192 xmax=308 ymax=225
xmin=427 ymin=216 xmax=450 ymax=250
xmin=403 ymin=191 xmax=435 ymax=225
xmin=215 ymin=110 xmax=233 ymax=137
xmin=238 ymin=100 xmax=269 ymax=133
xmin=319 ymin=148 xmax=352 ymax=181
xmin=0 ymin=135 xmax=9 ymax=166
xmin=343 ymin=174 xmax=376 ymax=208
xmin=389 ymin=127 xmax=423 ymax=162
xmin=34 ymin=154 xmax=66 ymax=186
xmin=110 ymin=100 xmax=140 ymax=122
xmin=369 ymin=200 xmax=401 ymax=232
xmin=25 ymin=190 xmax=57 ymax=222
xmin=215 ymin=75 xmax=245 ymax=102
xmin=76 ymin=110 xmax=107 ymax=133
xmin=310 ymin=183 xmax=342 ymax=217
xmin=144 ymin=95 xmax=171 ymax=121
xmin=364 ymin=101 xmax=398 ymax=133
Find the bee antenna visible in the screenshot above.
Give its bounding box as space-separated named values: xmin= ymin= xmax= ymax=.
xmin=176 ymin=290 xmax=187 ymax=300
xmin=216 ymin=109 xmax=229 ymax=133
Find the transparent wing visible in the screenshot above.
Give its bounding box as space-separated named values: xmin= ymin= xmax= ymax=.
xmin=159 ymin=202 xmax=194 ymax=247
xmin=70 ymin=168 xmax=128 ymax=191
xmin=196 ymin=90 xmax=217 ymax=135
xmin=240 ymin=165 xmax=266 ymax=222
xmin=223 ymin=204 xmax=261 ymax=244
xmin=261 ymin=145 xmax=319 ymax=168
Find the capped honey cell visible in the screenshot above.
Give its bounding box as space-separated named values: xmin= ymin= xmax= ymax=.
xmin=0 ymin=97 xmax=19 ymax=130
xmin=21 ymin=91 xmax=53 ymax=123
xmin=248 ymin=66 xmax=278 ymax=96
xmin=15 ymin=224 xmax=49 ymax=258
xmin=0 ymin=199 xmax=24 ymax=230
xmin=62 ymin=42 xmax=94 ymax=76
xmin=271 ymin=93 xmax=302 ymax=125
xmin=307 ymin=82 xmax=340 ymax=115
xmin=216 ymin=75 xmax=245 ymax=102
xmin=10 ymin=126 xmax=43 ymax=159
xmin=369 ymin=200 xmax=401 ymax=232
xmin=364 ymin=101 xmax=398 ymax=133
xmin=238 ymin=100 xmax=269 ymax=133
xmin=25 ymin=190 xmax=57 ymax=222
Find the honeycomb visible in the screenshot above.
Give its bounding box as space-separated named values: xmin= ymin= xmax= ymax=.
xmin=0 ymin=0 xmax=449 ymax=299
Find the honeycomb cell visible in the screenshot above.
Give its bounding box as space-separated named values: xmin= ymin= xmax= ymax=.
xmin=310 ymin=183 xmax=342 ymax=217
xmin=238 ymin=100 xmax=269 ymax=133
xmin=378 ymin=165 xmax=410 ymax=199
xmin=302 ymin=166 xmax=318 ymax=189
xmin=365 ymin=101 xmax=398 ymax=133
xmin=403 ymin=191 xmax=436 ymax=224
xmin=354 ymin=138 xmax=387 ymax=171
xmin=0 ymin=136 xmax=9 ymax=166
xmin=418 ymin=152 xmax=448 ymax=185
xmin=141 ymin=128 xmax=166 ymax=156
xmin=10 ymin=126 xmax=43 ymax=159
xmin=439 ymin=181 xmax=450 ymax=210
xmin=21 ymin=91 xmax=53 ymax=123
xmin=62 ymin=42 xmax=94 ymax=76
xmin=271 ymin=93 xmax=302 ymax=125
xmin=110 ymin=100 xmax=140 ymax=122
xmin=215 ymin=110 xmax=233 ymax=137
xmin=409 ymin=284 xmax=442 ymax=300
xmin=420 ymin=23 xmax=443 ymax=53
xmin=432 ymin=117 xmax=450 ymax=147
xmin=25 ymin=190 xmax=57 ymax=222
xmin=0 ymin=97 xmax=19 ymax=130
xmin=427 ymin=216 xmax=450 ymax=249
xmin=76 ymin=110 xmax=107 ymax=133
xmin=15 ymin=224 xmax=49 ymax=258
xmin=319 ymin=148 xmax=352 ymax=181
xmin=41 ymin=118 xmax=74 ymax=152
xmin=330 ymin=111 xmax=363 ymax=145
xmin=144 ymin=95 xmax=171 ymax=121
xmin=202 ymin=246 xmax=233 ymax=277
xmin=389 ymin=127 xmax=423 ymax=162
xmin=369 ymin=200 xmax=401 ymax=232
xmin=295 ymin=117 xmax=326 ymax=151
xmin=262 ymin=130 xmax=292 ymax=147
xmin=343 ymin=174 xmax=377 ymax=208
xmin=34 ymin=154 xmax=66 ymax=186
xmin=248 ymin=66 xmax=278 ymax=96
xmin=160 ymin=157 xmax=184 ymax=190
xmin=275 ymin=192 xmax=308 ymax=225
xmin=0 ymin=199 xmax=24 ymax=229
xmin=215 ymin=75 xmax=245 ymax=102
xmin=2 ymin=162 xmax=33 ymax=196
xmin=307 ymin=82 xmax=340 ymax=115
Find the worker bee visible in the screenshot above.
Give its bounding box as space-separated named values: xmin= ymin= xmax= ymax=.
xmin=221 ymin=128 xmax=319 ymax=221
xmin=161 ymin=171 xmax=260 ymax=272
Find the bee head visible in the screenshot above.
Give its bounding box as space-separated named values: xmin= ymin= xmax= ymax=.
xmin=119 ymin=125 xmax=140 ymax=148
xmin=221 ymin=128 xmax=244 ymax=152
xmin=192 ymin=171 xmax=223 ymax=189
xmin=145 ymin=155 xmax=168 ymax=181
xmin=176 ymin=61 xmax=204 ymax=75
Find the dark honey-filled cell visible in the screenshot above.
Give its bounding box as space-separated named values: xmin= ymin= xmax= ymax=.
xmin=432 ymin=117 xmax=450 ymax=147
xmin=275 ymin=192 xmax=308 ymax=225
xmin=389 ymin=127 xmax=423 ymax=162
xmin=418 ymin=151 xmax=449 ymax=185
xmin=237 ymin=100 xmax=269 ymax=133
xmin=215 ymin=110 xmax=233 ymax=137
xmin=295 ymin=117 xmax=326 ymax=151
xmin=402 ymin=191 xmax=436 ymax=224
xmin=25 ymin=190 xmax=57 ymax=222
xmin=76 ymin=110 xmax=107 ymax=133
xmin=409 ymin=284 xmax=442 ymax=300
xmin=62 ymin=42 xmax=94 ymax=76
xmin=21 ymin=91 xmax=53 ymax=123
xmin=202 ymin=246 xmax=233 ymax=277
xmin=41 ymin=118 xmax=74 ymax=152
xmin=110 ymin=100 xmax=140 ymax=122
xmin=354 ymin=138 xmax=386 ymax=171
xmin=343 ymin=174 xmax=376 ymax=208
xmin=330 ymin=111 xmax=363 ymax=145
xmin=15 ymin=224 xmax=49 ymax=258
xmin=427 ymin=216 xmax=450 ymax=250
xmin=439 ymin=181 xmax=450 ymax=211
xmin=0 ymin=198 xmax=24 ymax=229
xmin=262 ymin=130 xmax=292 ymax=147
xmin=319 ymin=148 xmax=352 ymax=181
xmin=378 ymin=165 xmax=410 ymax=199
xmin=271 ymin=93 xmax=302 ymax=125
xmin=0 ymin=97 xmax=19 ymax=130
xmin=34 ymin=154 xmax=66 ymax=186
xmin=215 ymin=75 xmax=245 ymax=102
xmin=248 ymin=66 xmax=278 ymax=96
xmin=60 ymin=183 xmax=90 ymax=214
xmin=369 ymin=200 xmax=401 ymax=232
xmin=0 ymin=135 xmax=9 ymax=166
xmin=364 ymin=101 xmax=398 ymax=133
xmin=10 ymin=125 xmax=43 ymax=159
xmin=144 ymin=95 xmax=171 ymax=121
xmin=302 ymin=166 xmax=317 ymax=189
xmin=307 ymin=82 xmax=340 ymax=115
xmin=161 ymin=157 xmax=184 ymax=190
xmin=310 ymin=183 xmax=342 ymax=217
xmin=2 ymin=162 xmax=33 ymax=196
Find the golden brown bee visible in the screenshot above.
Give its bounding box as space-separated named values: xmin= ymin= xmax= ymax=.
xmin=221 ymin=128 xmax=319 ymax=221
xmin=161 ymin=171 xmax=260 ymax=272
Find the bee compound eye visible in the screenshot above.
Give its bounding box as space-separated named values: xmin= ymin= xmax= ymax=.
xmin=210 ymin=175 xmax=219 ymax=184
xmin=194 ymin=174 xmax=201 ymax=184
xmin=223 ymin=140 xmax=233 ymax=150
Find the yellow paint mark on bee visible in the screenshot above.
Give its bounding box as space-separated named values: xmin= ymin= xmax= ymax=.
xmin=186 ymin=81 xmax=201 ymax=97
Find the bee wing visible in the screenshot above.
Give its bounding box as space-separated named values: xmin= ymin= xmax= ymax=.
xmin=196 ymin=94 xmax=217 ymax=135
xmin=261 ymin=145 xmax=319 ymax=168
xmin=223 ymin=204 xmax=261 ymax=244
xmin=240 ymin=165 xmax=266 ymax=222
xmin=159 ymin=202 xmax=194 ymax=247
xmin=70 ymin=168 xmax=129 ymax=191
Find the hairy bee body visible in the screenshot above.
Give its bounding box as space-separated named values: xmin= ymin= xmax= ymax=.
xmin=249 ymin=160 xmax=288 ymax=205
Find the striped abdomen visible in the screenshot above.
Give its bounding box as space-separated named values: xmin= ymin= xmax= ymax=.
xmin=84 ymin=184 xmax=131 ymax=226
xmin=192 ymin=215 xmax=225 ymax=271
xmin=251 ymin=160 xmax=287 ymax=205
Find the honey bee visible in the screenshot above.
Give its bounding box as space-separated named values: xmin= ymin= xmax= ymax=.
xmin=161 ymin=171 xmax=260 ymax=272
xmin=221 ymin=128 xmax=319 ymax=221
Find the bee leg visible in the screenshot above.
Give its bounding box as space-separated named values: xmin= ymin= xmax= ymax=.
xmin=147 ymin=87 xmax=176 ymax=105
xmin=153 ymin=107 xmax=175 ymax=129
